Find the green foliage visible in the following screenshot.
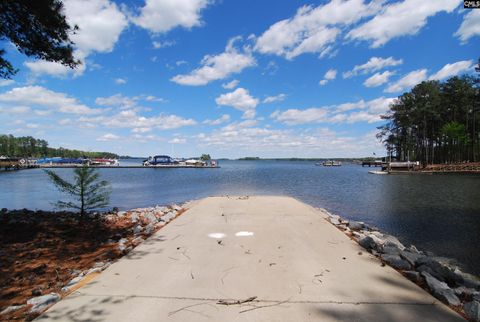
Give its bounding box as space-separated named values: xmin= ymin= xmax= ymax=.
xmin=378 ymin=72 xmax=480 ymax=164
xmin=200 ymin=154 xmax=211 ymax=161
xmin=0 ymin=0 xmax=79 ymax=78
xmin=441 ymin=122 xmax=468 ymax=142
xmin=0 ymin=134 xmax=118 ymax=158
xmin=45 ymin=166 xmax=111 ymax=216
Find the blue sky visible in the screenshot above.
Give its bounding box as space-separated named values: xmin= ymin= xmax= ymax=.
xmin=0 ymin=0 xmax=478 ymax=158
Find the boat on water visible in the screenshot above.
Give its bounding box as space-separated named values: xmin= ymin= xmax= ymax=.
xmin=368 ymin=170 xmax=388 ymax=175
xmin=184 ymin=159 xmax=206 ymax=166
xmin=36 ymin=157 xmax=87 ymax=165
xmin=89 ymin=158 xmax=119 ymax=166
xmin=317 ymin=160 xmax=342 ymax=166
xmin=143 ymin=155 xmax=178 ymax=166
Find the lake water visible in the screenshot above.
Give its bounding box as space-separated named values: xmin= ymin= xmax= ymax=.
xmin=1 ymin=159 xmax=479 ymax=275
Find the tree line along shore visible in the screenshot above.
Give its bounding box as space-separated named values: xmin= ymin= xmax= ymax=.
xmin=378 ymin=70 xmax=480 ymax=165
xmin=0 ymin=135 xmax=118 ymax=159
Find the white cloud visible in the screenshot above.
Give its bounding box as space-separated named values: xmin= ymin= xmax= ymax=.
xmin=254 ymin=0 xmax=383 ymax=59
xmin=0 ymin=86 xmax=100 ymax=114
xmin=455 ymin=10 xmax=480 ymax=42
xmin=215 ymin=88 xmax=259 ymax=119
xmin=171 ymin=37 xmax=255 ymax=86
xmin=364 ymin=70 xmax=395 ymax=87
xmin=271 ymin=107 xmax=330 ymax=125
xmin=58 ymin=119 xmax=72 ymax=125
xmin=132 ymin=127 xmax=152 ymax=133
xmin=97 ymin=133 xmax=121 ymax=141
xmin=196 ymin=122 xmax=383 ymax=157
xmin=153 ymin=40 xmax=176 ymax=49
xmin=0 ymin=79 xmax=14 ymax=87
xmin=347 ymin=0 xmax=461 ymax=47
xmin=324 ymin=69 xmax=337 ymax=80
xmin=343 ymin=56 xmax=402 ymax=78
xmin=133 ymin=0 xmax=211 ymax=33
xmin=271 ymin=96 xmax=395 ymax=125
xmin=203 ymin=114 xmax=231 ymax=125
xmin=385 ymin=69 xmax=428 ymax=93
xmin=80 ymin=109 xmax=197 ymax=130
xmin=24 ymin=59 xmax=85 ymax=78
xmin=222 ymin=79 xmax=240 ymax=89
xmin=95 ymin=93 xmax=165 ymax=109
xmin=168 ymin=137 xmax=186 ymax=144
xmin=0 ymin=106 xmax=31 ymax=114
xmin=25 ymin=0 xmax=128 ymax=77
xmin=144 ymin=95 xmax=164 ymax=102
xmin=263 ymin=93 xmax=286 ymax=104
xmin=429 ymin=60 xmax=474 ymax=80
xmin=115 ymin=78 xmax=127 ymax=85
xmin=95 ymin=94 xmax=136 ymax=109
xmin=319 ymin=68 xmax=337 ymax=86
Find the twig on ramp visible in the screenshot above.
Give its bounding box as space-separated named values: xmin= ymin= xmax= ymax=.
xmin=239 ymin=299 xmax=290 ymax=313
xmin=217 ymin=296 xmax=257 ymax=306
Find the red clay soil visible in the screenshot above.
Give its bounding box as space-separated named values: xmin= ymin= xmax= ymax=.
xmin=0 ymin=210 xmax=145 ymax=321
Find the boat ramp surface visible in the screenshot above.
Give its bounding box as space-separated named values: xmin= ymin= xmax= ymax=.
xmin=37 ymin=196 xmax=465 ymax=322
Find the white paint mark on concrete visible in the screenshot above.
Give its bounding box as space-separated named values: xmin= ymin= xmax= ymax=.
xmin=235 ymin=231 xmax=254 ymax=237
xmin=208 ymin=233 xmax=226 ymax=239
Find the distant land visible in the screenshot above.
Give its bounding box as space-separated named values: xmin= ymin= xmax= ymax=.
xmin=237 ymin=157 xmax=383 ymax=162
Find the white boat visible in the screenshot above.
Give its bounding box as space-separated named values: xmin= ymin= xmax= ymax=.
xmin=89 ymin=158 xmax=119 ymax=166
xmin=322 ymin=160 xmax=342 ymax=166
xmin=368 ymin=170 xmax=388 ymax=175
xmin=185 ymin=159 xmax=206 ymax=166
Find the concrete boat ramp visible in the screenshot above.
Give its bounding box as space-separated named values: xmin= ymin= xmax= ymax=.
xmin=38 ymin=196 xmax=465 ymax=321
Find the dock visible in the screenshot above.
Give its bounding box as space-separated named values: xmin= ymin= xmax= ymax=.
xmin=37 ymin=165 xmax=220 ymax=169
xmin=361 ymin=160 xmax=384 ymax=167
xmin=37 ymin=196 xmax=464 ymax=322
xmin=1 ymin=164 xmax=220 ymax=171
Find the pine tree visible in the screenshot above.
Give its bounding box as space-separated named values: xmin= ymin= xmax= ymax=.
xmin=45 ymin=166 xmax=111 ymax=216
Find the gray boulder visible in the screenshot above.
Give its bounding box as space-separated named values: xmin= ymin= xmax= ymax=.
xmin=474 ymin=292 xmax=480 ymax=302
xmin=404 ymin=271 xmax=422 ymax=283
xmin=27 ymin=293 xmax=60 ymax=313
xmin=144 ymin=223 xmax=154 ymax=235
xmin=130 ymin=213 xmax=139 ymax=223
xmin=464 ymin=301 xmax=480 ymax=321
xmin=143 ymin=212 xmax=157 ymax=224
xmin=400 ymin=250 xmax=424 ymax=267
xmin=416 ymin=257 xmax=459 ymax=284
xmin=133 ymin=224 xmax=143 ymax=235
xmin=358 ymin=234 xmax=383 ymax=252
xmin=408 ymin=245 xmax=421 ymax=254
xmin=382 ymin=245 xmax=402 ymax=256
xmin=381 ymin=254 xmax=411 ymax=270
xmin=352 ymin=231 xmax=365 ymax=240
xmin=328 ymin=215 xmax=341 ymax=225
xmin=422 ymin=272 xmax=460 ymax=306
xmin=156 ymin=206 xmax=169 ymax=213
xmin=1 ymin=305 xmax=25 ymax=315
xmin=117 ymin=211 xmax=126 ymax=218
xmin=454 ymin=286 xmax=476 ymax=298
xmin=381 ymin=235 xmax=405 ymax=251
xmin=348 ymin=221 xmax=364 ymax=231
xmin=453 ymin=269 xmax=480 ymax=290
